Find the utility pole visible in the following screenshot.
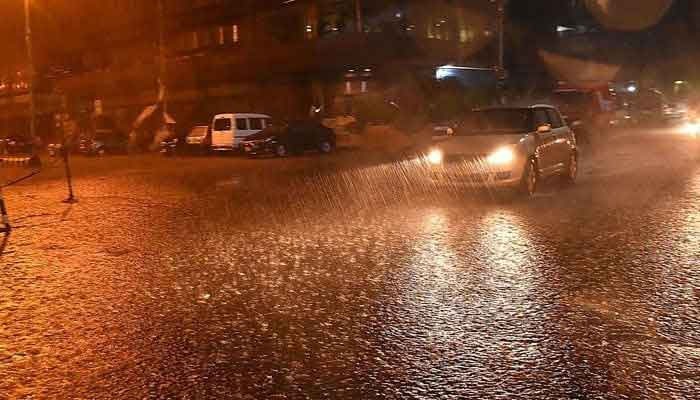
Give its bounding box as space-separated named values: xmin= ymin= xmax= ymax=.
xmin=354 ymin=0 xmax=363 ymax=33
xmin=157 ymin=0 xmax=167 ymax=115
xmin=498 ymin=0 xmax=507 ymax=74
xmin=24 ymin=0 xmax=37 ymax=149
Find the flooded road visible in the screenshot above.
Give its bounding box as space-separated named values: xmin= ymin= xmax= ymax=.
xmin=1 ymin=130 xmax=699 ymax=399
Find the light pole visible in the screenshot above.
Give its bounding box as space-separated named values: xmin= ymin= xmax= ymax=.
xmin=354 ymin=0 xmax=363 ymax=33
xmin=497 ymin=0 xmax=507 ymax=74
xmin=24 ymin=0 xmax=37 ymax=149
xmin=157 ymin=0 xmax=167 ymax=116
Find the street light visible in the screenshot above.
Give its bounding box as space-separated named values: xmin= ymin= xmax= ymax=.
xmin=498 ymin=0 xmax=506 ymax=73
xmin=489 ymin=0 xmax=507 ymax=73
xmin=157 ymin=0 xmax=167 ymax=115
xmin=24 ymin=0 xmax=36 ymax=149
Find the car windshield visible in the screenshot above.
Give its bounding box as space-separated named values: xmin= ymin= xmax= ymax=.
xmin=461 ymin=109 xmax=532 ymax=134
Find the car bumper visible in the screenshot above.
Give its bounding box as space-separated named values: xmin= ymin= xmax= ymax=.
xmin=211 ymin=146 xmax=239 ymax=151
xmin=429 ymin=171 xmax=521 ymax=188
xmin=242 ymin=144 xmax=272 ymax=155
xmin=427 ymin=161 xmax=525 ymax=189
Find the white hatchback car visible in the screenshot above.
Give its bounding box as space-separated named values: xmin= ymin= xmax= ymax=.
xmin=425 ymin=105 xmax=579 ymax=197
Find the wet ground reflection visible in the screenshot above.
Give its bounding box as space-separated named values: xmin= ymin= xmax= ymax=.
xmin=1 ymin=131 xmax=698 ymax=398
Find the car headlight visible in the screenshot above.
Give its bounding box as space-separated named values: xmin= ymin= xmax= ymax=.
xmin=681 ymin=121 xmax=700 ymax=136
xmin=486 ymin=147 xmax=515 ymax=166
xmin=426 ymin=148 xmax=444 ymax=165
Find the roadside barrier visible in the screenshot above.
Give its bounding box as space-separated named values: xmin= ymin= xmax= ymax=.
xmin=0 ymin=186 xmax=9 ymax=233
xmin=1 ymin=154 xmax=43 ymax=234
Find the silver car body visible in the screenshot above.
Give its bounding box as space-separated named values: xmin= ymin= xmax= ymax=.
xmin=427 ymin=105 xmax=577 ymax=189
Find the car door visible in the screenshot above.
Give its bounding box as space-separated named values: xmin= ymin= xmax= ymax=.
xmin=292 ymin=122 xmax=315 ymax=151
xmin=533 ymin=108 xmax=558 ymax=176
xmin=286 ymin=123 xmax=305 ymax=152
xmin=303 ymin=123 xmax=321 ymax=151
xmin=545 ymin=108 xmax=571 ymax=170
xmin=212 ymin=117 xmax=234 ymax=148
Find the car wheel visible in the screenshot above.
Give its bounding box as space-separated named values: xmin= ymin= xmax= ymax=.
xmin=275 ymin=144 xmax=288 ymax=157
xmin=562 ymin=152 xmax=578 ymax=184
xmin=319 ymin=140 xmax=334 ymax=154
xmin=519 ymin=158 xmax=538 ymax=197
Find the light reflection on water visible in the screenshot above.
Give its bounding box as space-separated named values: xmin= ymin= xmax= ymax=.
xmin=375 ymin=207 xmax=567 ymax=397
xmin=3 ymin=140 xmax=699 ymax=398
xmin=474 ymin=210 xmax=540 ymax=309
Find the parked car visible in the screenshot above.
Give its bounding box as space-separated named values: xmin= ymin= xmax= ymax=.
xmin=662 ymin=102 xmax=688 ymax=125
xmin=431 ymin=122 xmax=457 ymax=142
xmin=78 ymin=129 xmax=128 ymax=156
xmin=242 ymin=121 xmax=336 ymax=157
xmin=0 ymin=134 xmax=33 ymax=155
xmin=550 ymin=87 xmax=617 ymax=144
xmin=185 ymin=125 xmax=211 ymax=148
xmin=160 ymin=125 xmax=211 ymax=156
xmin=425 ymin=105 xmax=579 ymax=197
xmin=211 ymin=113 xmax=272 ymax=151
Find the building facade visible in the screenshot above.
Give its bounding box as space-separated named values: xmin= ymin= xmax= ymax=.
xmin=1 ymin=0 xmax=500 ymax=141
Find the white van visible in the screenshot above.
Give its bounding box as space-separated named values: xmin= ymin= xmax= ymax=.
xmin=211 ymin=113 xmax=272 ymax=151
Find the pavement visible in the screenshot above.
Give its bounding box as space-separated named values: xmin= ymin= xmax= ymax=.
xmin=0 ymin=129 xmax=699 ymax=399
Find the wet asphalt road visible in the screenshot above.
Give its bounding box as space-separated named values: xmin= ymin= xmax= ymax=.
xmin=1 ymin=129 xmax=699 ymax=399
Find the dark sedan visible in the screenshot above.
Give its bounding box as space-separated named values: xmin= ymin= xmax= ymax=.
xmin=160 ymin=125 xmax=211 ymax=156
xmin=78 ymin=129 xmax=129 ymax=156
xmin=0 ymin=134 xmax=33 ymax=155
xmin=242 ymin=121 xmax=335 ymax=157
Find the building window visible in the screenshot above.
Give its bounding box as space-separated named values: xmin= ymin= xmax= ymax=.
xmin=218 ymin=26 xmax=225 ymax=45
xmin=428 ymin=18 xmax=451 ymax=40
xmin=305 ymin=24 xmax=314 ymax=39
xmin=214 ymin=25 xmax=240 ymax=45
xmin=198 ymin=28 xmax=213 ymax=48
xmin=318 ymin=0 xmax=356 ymax=37
xmin=459 ymin=28 xmax=474 ymax=43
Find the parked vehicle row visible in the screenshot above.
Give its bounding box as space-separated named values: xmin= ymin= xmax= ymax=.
xmin=242 ymin=121 xmax=336 ymax=157
xmin=160 ymin=125 xmax=211 ymax=156
xmin=78 ymin=129 xmax=129 ymax=156
xmin=160 ymin=113 xmax=337 ymax=158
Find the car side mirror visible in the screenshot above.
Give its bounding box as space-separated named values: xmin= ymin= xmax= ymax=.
xmin=537 ymin=124 xmax=552 ymax=134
